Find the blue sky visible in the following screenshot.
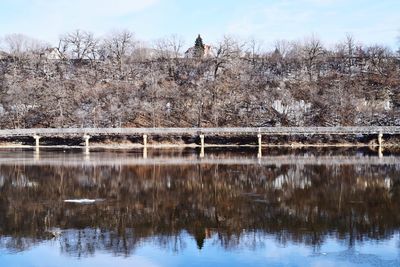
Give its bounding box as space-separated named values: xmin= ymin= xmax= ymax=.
xmin=0 ymin=0 xmax=399 ymax=49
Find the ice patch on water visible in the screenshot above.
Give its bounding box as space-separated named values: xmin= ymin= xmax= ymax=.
xmin=64 ymin=199 xmax=104 ymax=204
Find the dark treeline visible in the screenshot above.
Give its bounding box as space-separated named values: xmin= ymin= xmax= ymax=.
xmin=0 ymin=31 xmax=399 ymax=128
xmin=1 ymin=160 xmax=400 ymax=254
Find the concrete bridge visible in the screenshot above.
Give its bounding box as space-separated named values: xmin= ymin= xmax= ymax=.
xmin=0 ymin=127 xmax=398 ymax=158
xmin=0 ymin=126 xmax=399 ymax=137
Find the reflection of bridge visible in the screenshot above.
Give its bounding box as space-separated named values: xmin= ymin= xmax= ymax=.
xmin=0 ymin=154 xmax=399 ymax=166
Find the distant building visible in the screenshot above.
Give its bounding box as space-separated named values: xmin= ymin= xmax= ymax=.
xmin=184 ymin=44 xmax=214 ymax=58
xmin=40 ymin=47 xmax=65 ymax=60
xmin=131 ymin=47 xmax=159 ymax=61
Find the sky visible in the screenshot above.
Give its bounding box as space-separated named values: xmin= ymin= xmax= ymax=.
xmin=0 ymin=0 xmax=399 ymax=50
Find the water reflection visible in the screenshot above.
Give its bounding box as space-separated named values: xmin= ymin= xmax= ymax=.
xmin=0 ymin=148 xmax=399 ymax=266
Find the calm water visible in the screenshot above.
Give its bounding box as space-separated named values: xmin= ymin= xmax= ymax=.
xmin=0 ymin=148 xmax=400 ymax=267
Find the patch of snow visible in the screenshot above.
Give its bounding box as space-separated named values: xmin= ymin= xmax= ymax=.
xmin=272 ymin=99 xmax=311 ymax=115
xmin=384 ymin=100 xmax=391 ymax=111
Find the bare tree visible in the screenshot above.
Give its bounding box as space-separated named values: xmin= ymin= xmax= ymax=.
xmin=334 ymin=34 xmax=357 ymax=74
xmin=365 ymin=45 xmax=392 ymax=76
xmin=245 ymin=38 xmax=264 ymax=63
xmin=2 ymin=33 xmax=47 ymax=59
xmin=59 ymin=30 xmax=98 ymax=61
xmin=274 ymin=39 xmax=293 ymax=58
xmin=343 ymin=34 xmax=356 ymax=74
xmin=154 ymin=38 xmax=171 ymax=59
xmin=397 ymin=30 xmax=400 ymax=55
xmin=131 ymin=41 xmax=154 ymax=61
xmin=213 ymin=35 xmax=245 ymax=78
xmin=168 ymin=34 xmax=185 ymax=59
xmin=302 ymin=35 xmax=325 ymax=80
xmin=103 ymin=30 xmax=135 ymax=70
xmin=154 ymin=34 xmax=185 ymax=59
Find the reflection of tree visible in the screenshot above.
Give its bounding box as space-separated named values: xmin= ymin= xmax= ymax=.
xmin=59 ymin=229 xmax=144 ymax=258
xmin=0 ymin=236 xmax=44 ymax=253
xmin=0 ymin=163 xmax=399 ymax=255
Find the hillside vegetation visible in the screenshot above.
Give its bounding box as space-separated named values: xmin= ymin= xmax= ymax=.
xmin=0 ymin=31 xmax=399 ymax=128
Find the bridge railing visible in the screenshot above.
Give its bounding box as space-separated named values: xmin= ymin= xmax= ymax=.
xmin=0 ymin=126 xmax=400 ymax=137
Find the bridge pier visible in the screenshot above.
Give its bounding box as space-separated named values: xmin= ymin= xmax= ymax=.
xmin=143 ymin=134 xmax=148 ymax=148
xmin=83 ymin=134 xmax=91 ymax=148
xmin=378 ymin=132 xmax=383 ymax=147
xmin=378 ymin=132 xmax=384 ymax=158
xmin=200 ymin=134 xmax=205 ymax=158
xmin=257 ymin=134 xmax=262 ymax=158
xmin=33 ymin=135 xmax=40 ymax=148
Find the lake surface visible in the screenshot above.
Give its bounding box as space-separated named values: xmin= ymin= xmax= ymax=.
xmin=0 ymin=147 xmax=400 ymax=267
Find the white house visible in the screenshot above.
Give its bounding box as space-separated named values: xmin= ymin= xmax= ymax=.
xmin=185 ymin=44 xmax=214 ymax=58
xmin=40 ymin=47 xmax=65 ymax=60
